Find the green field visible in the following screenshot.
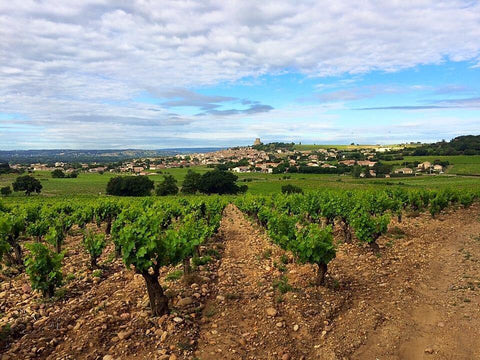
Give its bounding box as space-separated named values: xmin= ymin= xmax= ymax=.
xmin=2 ymin=164 xmax=480 ymax=198
xmin=384 ymin=155 xmax=480 ymax=175
xmin=293 ymin=143 xmax=418 ymax=151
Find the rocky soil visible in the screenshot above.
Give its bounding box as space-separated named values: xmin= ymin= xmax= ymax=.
xmin=1 ymin=203 xmax=480 ymax=359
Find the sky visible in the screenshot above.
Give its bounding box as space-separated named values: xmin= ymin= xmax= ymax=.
xmin=0 ymin=0 xmax=479 ymax=150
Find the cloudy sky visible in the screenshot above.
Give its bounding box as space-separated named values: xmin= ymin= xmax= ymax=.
xmin=1 ymin=0 xmax=479 ymax=149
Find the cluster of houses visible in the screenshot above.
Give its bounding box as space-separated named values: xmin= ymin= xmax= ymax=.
xmin=9 ymin=140 xmax=447 ymax=178
xmin=394 ymin=161 xmax=444 ymax=175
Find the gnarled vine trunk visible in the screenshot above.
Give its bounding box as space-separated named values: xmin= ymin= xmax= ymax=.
xmin=106 ymin=217 xmax=112 ymax=235
xmin=317 ymin=263 xmax=328 ymax=285
xmin=6 ymin=239 xmax=23 ymax=267
xmin=142 ymin=272 xmax=169 ymax=316
xmin=342 ymin=221 xmax=352 ymax=243
xmin=183 ymin=257 xmax=192 ymax=275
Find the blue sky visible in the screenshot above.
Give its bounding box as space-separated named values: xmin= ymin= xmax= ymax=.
xmin=0 ymin=1 xmax=479 ymax=149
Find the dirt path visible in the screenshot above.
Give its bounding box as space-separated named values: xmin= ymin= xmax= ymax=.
xmin=195 ymin=204 xmax=300 ymax=359
xmin=352 ymin=206 xmax=480 ymax=360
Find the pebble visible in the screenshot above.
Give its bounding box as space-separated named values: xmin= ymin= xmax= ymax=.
xmin=177 ymin=297 xmax=194 ymax=307
xmin=424 ymin=347 xmax=434 ymax=354
xmin=293 ymin=324 xmax=299 ymax=332
xmin=173 ymin=317 xmax=183 ymax=323
xmin=117 ymin=330 xmax=133 ymax=340
xmin=266 ymin=308 xmax=277 ymax=317
xmin=103 ymin=356 xmax=114 ymax=360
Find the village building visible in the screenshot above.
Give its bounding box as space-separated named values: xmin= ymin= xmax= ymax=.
xmin=394 ymin=168 xmax=414 ymax=175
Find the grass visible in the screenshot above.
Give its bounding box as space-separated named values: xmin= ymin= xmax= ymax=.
xmin=2 ymin=160 xmax=480 ymax=199
xmin=165 ymin=270 xmax=184 ymax=281
xmin=293 ymin=143 xmax=418 ymax=151
xmin=273 ymin=275 xmax=293 ymax=294
xmin=383 ymin=155 xmax=480 ymax=175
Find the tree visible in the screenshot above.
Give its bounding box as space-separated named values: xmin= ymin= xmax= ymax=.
xmin=156 ymin=175 xmax=178 ymax=196
xmin=0 ymin=186 xmax=12 ymax=196
xmin=352 ymin=165 xmax=362 ymax=178
xmin=181 ymin=170 xmax=201 ymax=194
xmin=25 ymin=243 xmax=63 ymax=298
xmin=106 ymin=176 xmax=154 ymax=196
xmin=0 ymin=163 xmax=11 ymax=174
xmin=12 ymin=175 xmax=42 ymax=196
xmin=198 ymin=169 xmax=241 ymax=195
xmin=51 ymin=169 xmax=65 ymax=178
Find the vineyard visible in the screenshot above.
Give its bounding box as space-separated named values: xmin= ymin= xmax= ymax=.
xmin=1 ymin=188 xmax=480 ymax=359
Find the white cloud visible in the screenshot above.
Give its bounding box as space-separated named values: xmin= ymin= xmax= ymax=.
xmin=1 ymin=0 xmax=480 ymax=148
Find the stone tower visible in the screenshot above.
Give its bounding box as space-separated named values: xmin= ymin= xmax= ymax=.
xmin=254 ymin=138 xmax=261 ymax=146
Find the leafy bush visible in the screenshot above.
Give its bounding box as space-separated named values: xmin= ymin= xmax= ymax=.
xmin=281 ymin=184 xmax=303 ymax=194
xmin=82 ymin=231 xmax=106 ymax=268
xmin=0 ymin=213 xmax=25 ymax=267
xmin=350 ymin=211 xmax=390 ymax=250
xmin=51 ymin=169 xmax=65 ymax=178
xmin=0 ymin=186 xmax=12 ymax=196
xmin=25 ymin=242 xmax=63 ymax=298
xmin=294 ymin=224 xmax=336 ymax=284
xmin=106 ymin=176 xmax=154 ymax=196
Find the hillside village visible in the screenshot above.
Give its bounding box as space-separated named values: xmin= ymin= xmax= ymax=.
xmin=5 ymin=139 xmax=448 ymax=179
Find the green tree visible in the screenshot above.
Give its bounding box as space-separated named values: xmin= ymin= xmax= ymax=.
xmin=0 ymin=186 xmax=11 ymax=196
xmin=156 ymin=175 xmax=179 ymax=196
xmin=51 ymin=169 xmax=65 ymax=178
xmin=352 ymin=165 xmax=362 ymax=178
xmin=181 ymin=170 xmax=201 ymax=194
xmin=25 ymin=243 xmax=63 ymax=298
xmin=198 ymin=169 xmax=241 ymax=195
xmin=12 ymin=175 xmax=42 ymax=196
xmin=106 ymin=176 xmax=154 ymax=196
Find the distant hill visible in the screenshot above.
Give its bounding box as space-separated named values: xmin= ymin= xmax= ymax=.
xmin=0 ymin=148 xmax=223 ymax=164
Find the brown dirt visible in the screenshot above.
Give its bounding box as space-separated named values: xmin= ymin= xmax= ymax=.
xmin=1 ymin=203 xmax=480 ymax=360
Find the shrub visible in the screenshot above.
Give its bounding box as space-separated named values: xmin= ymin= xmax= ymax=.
xmin=0 ymin=186 xmax=12 ymax=197
xmin=25 ymin=243 xmax=63 ymax=298
xmin=106 ymin=176 xmax=154 ymax=196
xmin=281 ymin=184 xmax=303 ymax=194
xmin=51 ymin=169 xmax=65 ymax=178
xmin=82 ymin=231 xmax=106 ymax=268
xmin=293 ymin=224 xmax=336 ymax=285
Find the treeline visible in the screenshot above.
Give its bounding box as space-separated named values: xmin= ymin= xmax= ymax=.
xmin=408 ymin=135 xmax=480 ymax=156
xmin=106 ymin=169 xmax=248 ymax=197
xmin=252 ymin=142 xmax=296 ymax=152
xmin=0 ymin=162 xmax=24 ymax=175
